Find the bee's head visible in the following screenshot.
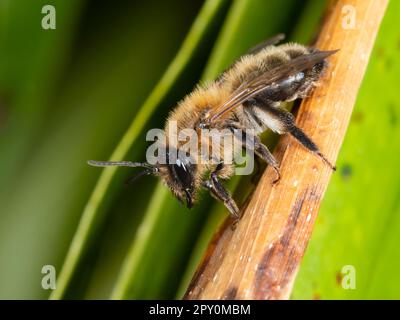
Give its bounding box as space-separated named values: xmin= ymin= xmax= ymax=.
xmin=157 ymin=150 xmax=197 ymax=209
xmin=87 ymin=149 xmax=197 ymax=209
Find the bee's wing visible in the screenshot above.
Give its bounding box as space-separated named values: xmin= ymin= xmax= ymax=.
xmin=207 ymin=49 xmax=338 ymax=124
xmin=246 ymin=33 xmax=285 ymax=55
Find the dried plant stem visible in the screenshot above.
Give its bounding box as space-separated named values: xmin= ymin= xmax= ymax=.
xmin=184 ymin=0 xmax=388 ymax=300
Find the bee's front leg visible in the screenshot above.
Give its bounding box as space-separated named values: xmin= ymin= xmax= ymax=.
xmin=202 ymin=164 xmax=240 ymax=220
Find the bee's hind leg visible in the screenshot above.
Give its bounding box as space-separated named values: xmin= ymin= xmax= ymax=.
xmin=264 ymin=106 xmax=336 ymax=170
xmin=202 ymin=164 xmax=240 ymax=220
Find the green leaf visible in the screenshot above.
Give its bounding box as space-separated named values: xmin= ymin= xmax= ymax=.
xmin=0 ymin=0 xmax=87 ymax=299
xmin=0 ymin=0 xmax=85 ymax=193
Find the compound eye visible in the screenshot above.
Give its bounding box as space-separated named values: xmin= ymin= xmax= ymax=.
xmin=173 ymin=159 xmax=193 ymax=191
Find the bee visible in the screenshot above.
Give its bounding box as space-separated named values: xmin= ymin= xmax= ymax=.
xmin=88 ymin=34 xmax=337 ymax=219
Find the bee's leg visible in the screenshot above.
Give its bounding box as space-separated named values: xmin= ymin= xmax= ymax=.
xmin=252 ymin=134 xmax=281 ymax=183
xmin=264 ymin=106 xmax=336 ymax=170
xmin=230 ymin=127 xmax=281 ymax=183
xmin=202 ymin=164 xmax=240 ymax=219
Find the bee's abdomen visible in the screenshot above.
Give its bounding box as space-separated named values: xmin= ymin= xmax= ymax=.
xmin=259 ymin=43 xmax=326 ymax=103
xmin=224 ymin=43 xmax=326 ymax=105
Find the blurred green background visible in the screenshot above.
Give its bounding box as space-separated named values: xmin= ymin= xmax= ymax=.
xmin=0 ymin=0 xmax=398 ymax=299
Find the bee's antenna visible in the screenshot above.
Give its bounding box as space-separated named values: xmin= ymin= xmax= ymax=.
xmin=87 ymin=160 xmax=156 ymax=171
xmin=124 ymin=169 xmax=154 ymax=185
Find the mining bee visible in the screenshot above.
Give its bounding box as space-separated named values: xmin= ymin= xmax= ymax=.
xmin=88 ymin=34 xmax=337 ymax=219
